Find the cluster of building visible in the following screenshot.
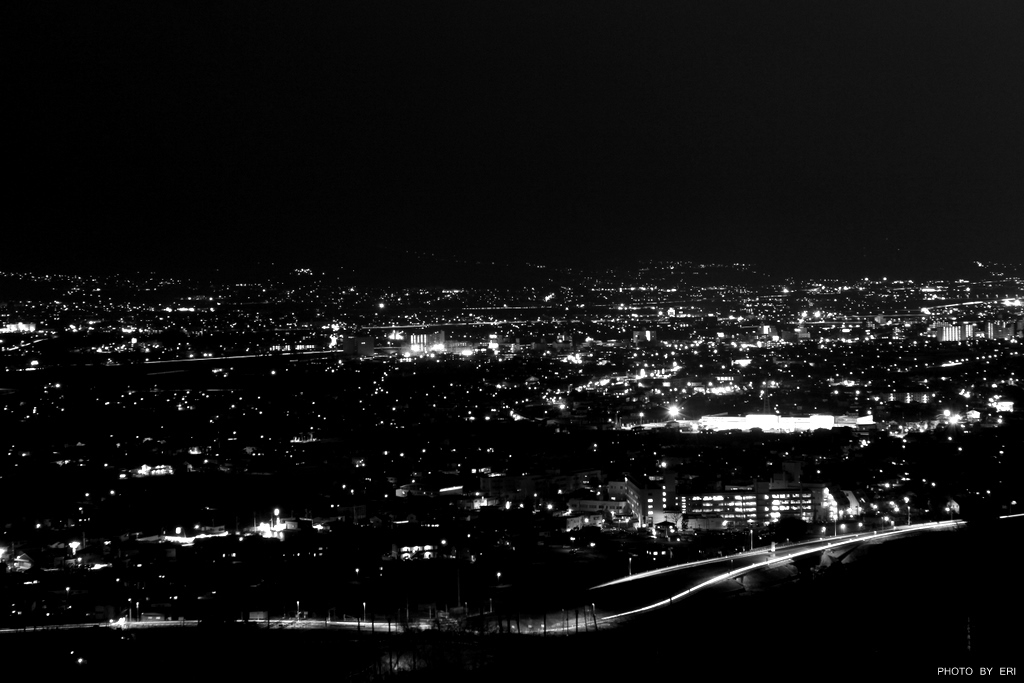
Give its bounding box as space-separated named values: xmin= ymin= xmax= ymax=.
xmin=0 ymin=264 xmax=1021 ymax=627
xmin=462 ymin=460 xmax=842 ymax=534
xmin=930 ymin=319 xmax=1024 ymax=342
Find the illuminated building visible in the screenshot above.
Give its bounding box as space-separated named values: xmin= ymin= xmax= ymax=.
xmin=931 ymin=323 xmax=976 ymax=342
xmin=683 ymin=483 xmax=831 ymax=524
xmin=632 ymin=330 xmax=657 ymax=344
xmin=390 ymin=542 xmax=440 ymax=561
xmin=684 ymin=491 xmax=764 ymax=523
xmin=408 ymin=330 xmax=446 ymax=354
xmin=567 ymin=497 xmax=630 ymax=523
xmin=699 ymin=414 xmax=836 ymax=432
xmin=624 ymin=472 xmax=678 ymax=528
xmin=683 ymin=462 xmax=834 ymax=524
xmin=983 ymin=322 xmax=1018 ymax=340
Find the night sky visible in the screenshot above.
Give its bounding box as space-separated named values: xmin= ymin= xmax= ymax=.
xmin=9 ymin=2 xmax=1024 ymax=280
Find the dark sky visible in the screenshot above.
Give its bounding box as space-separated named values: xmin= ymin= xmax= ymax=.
xmin=8 ymin=2 xmax=1024 ymax=281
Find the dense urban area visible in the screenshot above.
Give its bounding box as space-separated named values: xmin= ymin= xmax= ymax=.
xmin=2 ymin=260 xmax=1022 ymax=674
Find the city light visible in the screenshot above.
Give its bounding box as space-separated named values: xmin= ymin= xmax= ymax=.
xmin=0 ymin=260 xmax=1017 ymax=659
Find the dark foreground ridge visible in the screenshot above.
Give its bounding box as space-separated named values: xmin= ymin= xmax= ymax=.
xmin=6 ymin=519 xmax=1020 ymax=680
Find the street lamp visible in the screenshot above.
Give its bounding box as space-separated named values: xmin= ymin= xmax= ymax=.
xmin=628 ymin=556 xmax=632 ymax=576
xmin=749 ymin=529 xmax=753 ymax=551
xmin=363 ymin=601 xmax=366 ymax=622
xmin=904 ymin=497 xmax=910 ymax=525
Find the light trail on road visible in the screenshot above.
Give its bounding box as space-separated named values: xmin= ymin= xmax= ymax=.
xmin=590 ymin=532 xmax=881 ymax=591
xmin=598 ymin=520 xmax=963 ymax=623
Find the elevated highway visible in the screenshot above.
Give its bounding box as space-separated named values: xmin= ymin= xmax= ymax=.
xmin=589 ymin=520 xmax=965 ymax=626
